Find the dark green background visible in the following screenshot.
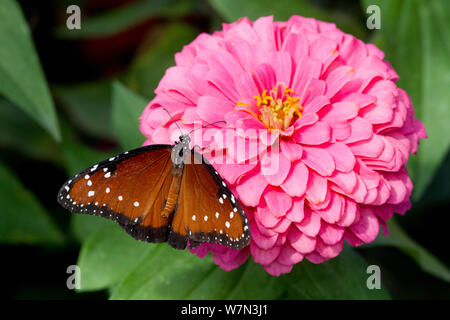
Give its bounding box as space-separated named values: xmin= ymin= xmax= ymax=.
xmin=0 ymin=0 xmax=449 ymax=299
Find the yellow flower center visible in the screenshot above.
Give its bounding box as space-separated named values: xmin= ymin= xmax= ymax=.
xmin=237 ymin=83 xmax=303 ymax=131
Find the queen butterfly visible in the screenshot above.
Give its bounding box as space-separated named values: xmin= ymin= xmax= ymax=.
xmin=57 ymin=133 xmax=251 ymax=250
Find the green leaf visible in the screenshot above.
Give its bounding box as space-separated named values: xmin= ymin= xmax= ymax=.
xmin=60 ymin=139 xmax=115 ymax=177
xmin=361 ymin=0 xmax=450 ymax=200
xmin=281 ymin=246 xmax=390 ymax=299
xmin=209 ymin=0 xmax=328 ymax=21
xmin=55 ymin=0 xmax=195 ymax=39
xmin=0 ymin=99 xmax=62 ymax=165
xmin=110 ymin=247 xmax=284 ymax=299
xmin=0 ymin=161 xmax=64 ymax=245
xmin=366 ymin=219 xmax=450 ymax=282
xmin=111 ymin=82 xmax=148 ymax=150
xmin=77 ymin=225 xmax=151 ymax=291
xmin=208 ymin=0 xmax=366 ymax=38
xmin=53 ymin=81 xmax=112 ymax=139
xmin=70 ymin=214 xmax=115 ymax=244
xmin=125 ymin=23 xmax=199 ymax=99
xmin=0 ymin=0 xmax=60 ymax=141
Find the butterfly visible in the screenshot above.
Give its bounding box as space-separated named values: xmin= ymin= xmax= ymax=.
xmin=57 ymin=133 xmax=251 ymax=250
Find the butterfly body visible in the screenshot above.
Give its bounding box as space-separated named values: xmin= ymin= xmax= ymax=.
xmin=58 ymin=134 xmax=250 ymax=250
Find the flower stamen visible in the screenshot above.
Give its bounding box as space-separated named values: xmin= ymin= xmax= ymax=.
xmin=237 ymin=83 xmax=303 ymax=131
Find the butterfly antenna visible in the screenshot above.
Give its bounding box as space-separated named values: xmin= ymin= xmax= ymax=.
xmin=162 ymin=107 xmax=184 ymax=136
xmin=188 ymin=120 xmax=226 ymax=135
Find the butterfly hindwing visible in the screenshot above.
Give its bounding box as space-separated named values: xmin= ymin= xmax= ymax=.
xmin=169 ymin=150 xmax=251 ymax=249
xmin=57 ymin=144 xmax=174 ymax=242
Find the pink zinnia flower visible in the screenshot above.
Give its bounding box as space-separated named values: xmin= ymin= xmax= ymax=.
xmin=139 ymin=16 xmax=426 ymax=276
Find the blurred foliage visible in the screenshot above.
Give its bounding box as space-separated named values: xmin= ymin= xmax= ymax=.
xmin=0 ymin=0 xmax=60 ymax=141
xmin=0 ymin=0 xmax=449 ymax=300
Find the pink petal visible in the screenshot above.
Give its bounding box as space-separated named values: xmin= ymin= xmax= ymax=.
xmin=305 ymin=252 xmax=326 ymax=264
xmin=385 ymin=172 xmax=410 ymax=205
xmin=215 ymin=157 xmax=257 ymax=185
xmin=324 ymin=65 xmax=355 ymax=98
xmin=325 ymin=142 xmax=356 ymax=172
xmin=295 ymin=207 xmax=321 ymax=237
xmin=196 ymin=96 xmax=234 ymax=123
xmin=235 ymin=172 xmax=268 ymax=207
xmin=294 ymin=113 xmax=318 ymax=129
xmin=263 ymin=260 xmax=293 ymax=276
xmin=349 ymin=207 xmax=380 ymax=243
xmin=291 ymin=56 xmax=322 ymax=98
xmin=315 ymin=238 xmax=343 ymax=259
xmin=349 ymin=134 xmax=385 ymax=158
xmin=286 ymin=197 xmax=305 ymax=223
xmin=271 ymin=217 xmax=292 ymax=233
xmin=319 ymin=223 xmax=345 ymax=245
xmin=320 ymin=101 xmax=359 ymax=122
xmin=264 ymin=188 xmax=293 ymax=217
xmin=181 ymin=107 xmax=200 ymax=124
xmin=293 ymin=121 xmax=331 ymax=145
xmin=255 ymin=204 xmax=280 ymax=229
xmin=250 ymin=220 xmax=278 ymax=250
xmin=277 ymin=243 xmax=304 ymax=265
xmin=329 ymin=170 xmax=358 ymax=194
xmin=305 ymin=172 xmax=328 ymax=205
xmin=288 ymin=227 xmax=316 ymax=254
xmin=316 ymin=192 xmax=344 ymax=224
xmin=302 ymin=146 xmax=335 ymax=176
xmin=344 ymin=230 xmax=365 ymax=246
xmin=281 ymin=162 xmax=308 ymax=197
xmin=261 ymin=150 xmax=291 ymax=186
xmin=342 ymin=117 xmax=373 ymax=144
xmin=250 ymin=243 xmax=281 ymax=265
xmin=212 ymin=247 xmax=250 ymax=271
xmin=337 ymin=199 xmax=359 ymax=227
xmin=280 ymin=140 xmax=303 ymax=162
xmin=360 ymin=100 xmax=394 ymax=124
xmin=304 ymin=95 xmax=330 ymax=114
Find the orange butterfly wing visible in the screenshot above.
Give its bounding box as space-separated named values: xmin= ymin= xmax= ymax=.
xmin=57 ymin=145 xmax=174 ymax=243
xmin=169 ymin=151 xmax=251 ymax=249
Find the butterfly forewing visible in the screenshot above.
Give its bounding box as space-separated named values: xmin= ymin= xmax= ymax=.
xmin=170 ymin=151 xmax=251 ymax=249
xmin=57 ymin=145 xmax=174 ymax=242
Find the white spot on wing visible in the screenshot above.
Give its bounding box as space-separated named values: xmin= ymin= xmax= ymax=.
xmin=88 ymin=191 xmax=95 ymax=197
xmin=133 ymin=201 xmax=139 ymax=207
